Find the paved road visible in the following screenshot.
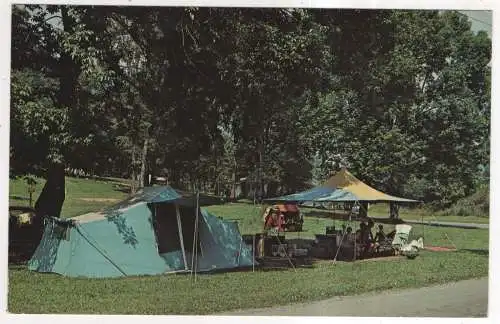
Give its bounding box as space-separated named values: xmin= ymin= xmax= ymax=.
xmin=220 ymin=277 xmax=488 ymax=317
xmin=404 ymin=220 xmax=489 ymax=229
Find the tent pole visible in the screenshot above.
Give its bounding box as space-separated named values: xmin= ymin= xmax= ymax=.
xmin=175 ymin=204 xmax=189 ymax=271
xmin=191 ymin=190 xmax=198 ymax=278
xmin=421 ymin=212 xmax=425 ymax=244
xmin=195 ymin=191 xmax=200 ymax=281
xmin=252 ymin=234 xmax=255 ymax=272
xmin=191 ymin=206 xmax=196 ymax=276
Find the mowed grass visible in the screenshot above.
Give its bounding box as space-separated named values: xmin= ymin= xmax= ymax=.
xmin=366 ymin=203 xmax=489 ymax=224
xmin=8 ymin=249 xmax=488 ymax=314
xmin=8 ymin=177 xmax=490 ymax=314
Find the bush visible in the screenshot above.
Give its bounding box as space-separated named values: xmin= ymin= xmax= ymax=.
xmin=438 ymin=185 xmax=489 ymax=217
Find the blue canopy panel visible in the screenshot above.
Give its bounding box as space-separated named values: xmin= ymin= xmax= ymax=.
xmin=314 ymin=189 xmax=419 ymax=203
xmin=313 ymin=189 xmax=359 ymax=202
xmin=264 ymin=186 xmax=335 ymax=203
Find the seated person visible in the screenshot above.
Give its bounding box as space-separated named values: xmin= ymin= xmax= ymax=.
xmin=346 ymin=226 xmax=353 ymax=239
xmin=356 ymin=223 xmax=364 ymax=243
xmin=367 ymin=218 xmax=375 ymax=235
xmin=278 ymin=212 xmax=285 ymax=231
xmin=367 ymin=219 xmax=375 ymax=239
xmin=359 ymin=222 xmax=374 ymax=244
xmin=374 ymin=224 xmax=386 ymax=243
xmin=373 ymin=224 xmax=387 ymax=253
xmin=360 ymin=221 xmax=377 ymax=257
xmin=264 ymin=208 xmax=280 ymax=231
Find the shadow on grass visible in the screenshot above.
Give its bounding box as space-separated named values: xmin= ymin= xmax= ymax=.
xmin=9 ymin=221 xmax=41 ymax=266
xmin=407 ymin=222 xmax=487 ymax=229
xmin=459 ymin=249 xmax=489 ymax=257
xmin=10 ymin=195 xmax=30 ymax=201
xmin=8 ymin=254 xmax=31 ymax=266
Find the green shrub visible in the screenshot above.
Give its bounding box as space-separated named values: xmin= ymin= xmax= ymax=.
xmin=438 ymin=185 xmax=489 ymax=217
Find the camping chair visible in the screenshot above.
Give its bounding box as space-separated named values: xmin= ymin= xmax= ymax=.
xmin=391 ymin=224 xmax=412 ymax=255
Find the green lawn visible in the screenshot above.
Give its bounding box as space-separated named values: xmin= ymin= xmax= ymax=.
xmin=8 ymin=177 xmax=490 ymax=314
xmin=9 ymin=176 xmax=129 ymax=217
xmin=8 ymin=248 xmax=488 ymax=314
xmin=366 ymin=203 xmax=489 ymax=224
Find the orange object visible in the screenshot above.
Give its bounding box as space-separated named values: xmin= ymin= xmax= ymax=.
xmin=276 ymin=204 xmax=299 ymax=213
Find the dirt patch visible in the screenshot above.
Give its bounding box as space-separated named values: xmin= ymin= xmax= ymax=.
xmin=424 ymin=246 xmax=457 ymax=252
xmin=78 ymin=198 xmax=120 ymax=203
xmin=355 ymin=255 xmax=405 ymax=263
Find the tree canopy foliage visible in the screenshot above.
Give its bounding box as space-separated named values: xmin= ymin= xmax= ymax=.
xmin=10 ymin=6 xmax=490 ymax=208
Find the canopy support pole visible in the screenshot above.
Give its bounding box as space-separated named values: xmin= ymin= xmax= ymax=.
xmin=353 ymin=213 xmax=357 ymax=262
xmin=176 ymin=204 xmax=189 ymax=271
xmin=333 ymin=227 xmax=347 ymax=265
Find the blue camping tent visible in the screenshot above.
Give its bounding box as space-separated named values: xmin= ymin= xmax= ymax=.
xmin=28 ymin=186 xmax=254 ymax=278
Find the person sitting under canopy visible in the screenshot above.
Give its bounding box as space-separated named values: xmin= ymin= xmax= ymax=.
xmin=374 ymin=224 xmax=386 ymax=243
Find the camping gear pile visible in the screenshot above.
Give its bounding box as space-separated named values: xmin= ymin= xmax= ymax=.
xmin=9 ymin=206 xmax=39 ymax=262
xmin=263 ymin=204 xmax=303 ymax=232
xmin=306 ymin=221 xmax=423 ymax=261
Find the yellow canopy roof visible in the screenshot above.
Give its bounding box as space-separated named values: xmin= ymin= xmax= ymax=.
xmin=320 ymin=168 xmax=419 ymax=203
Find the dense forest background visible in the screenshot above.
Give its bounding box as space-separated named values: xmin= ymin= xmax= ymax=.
xmin=10 ymin=6 xmax=491 ymax=210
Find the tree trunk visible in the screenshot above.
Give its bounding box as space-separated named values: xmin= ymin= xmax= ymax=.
xmin=139 ymin=138 xmax=149 ymax=188
xmin=258 ymin=133 xmax=264 ymax=201
xmin=131 ymin=146 xmax=137 ymax=194
xmin=231 ymin=160 xmax=237 ymax=201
